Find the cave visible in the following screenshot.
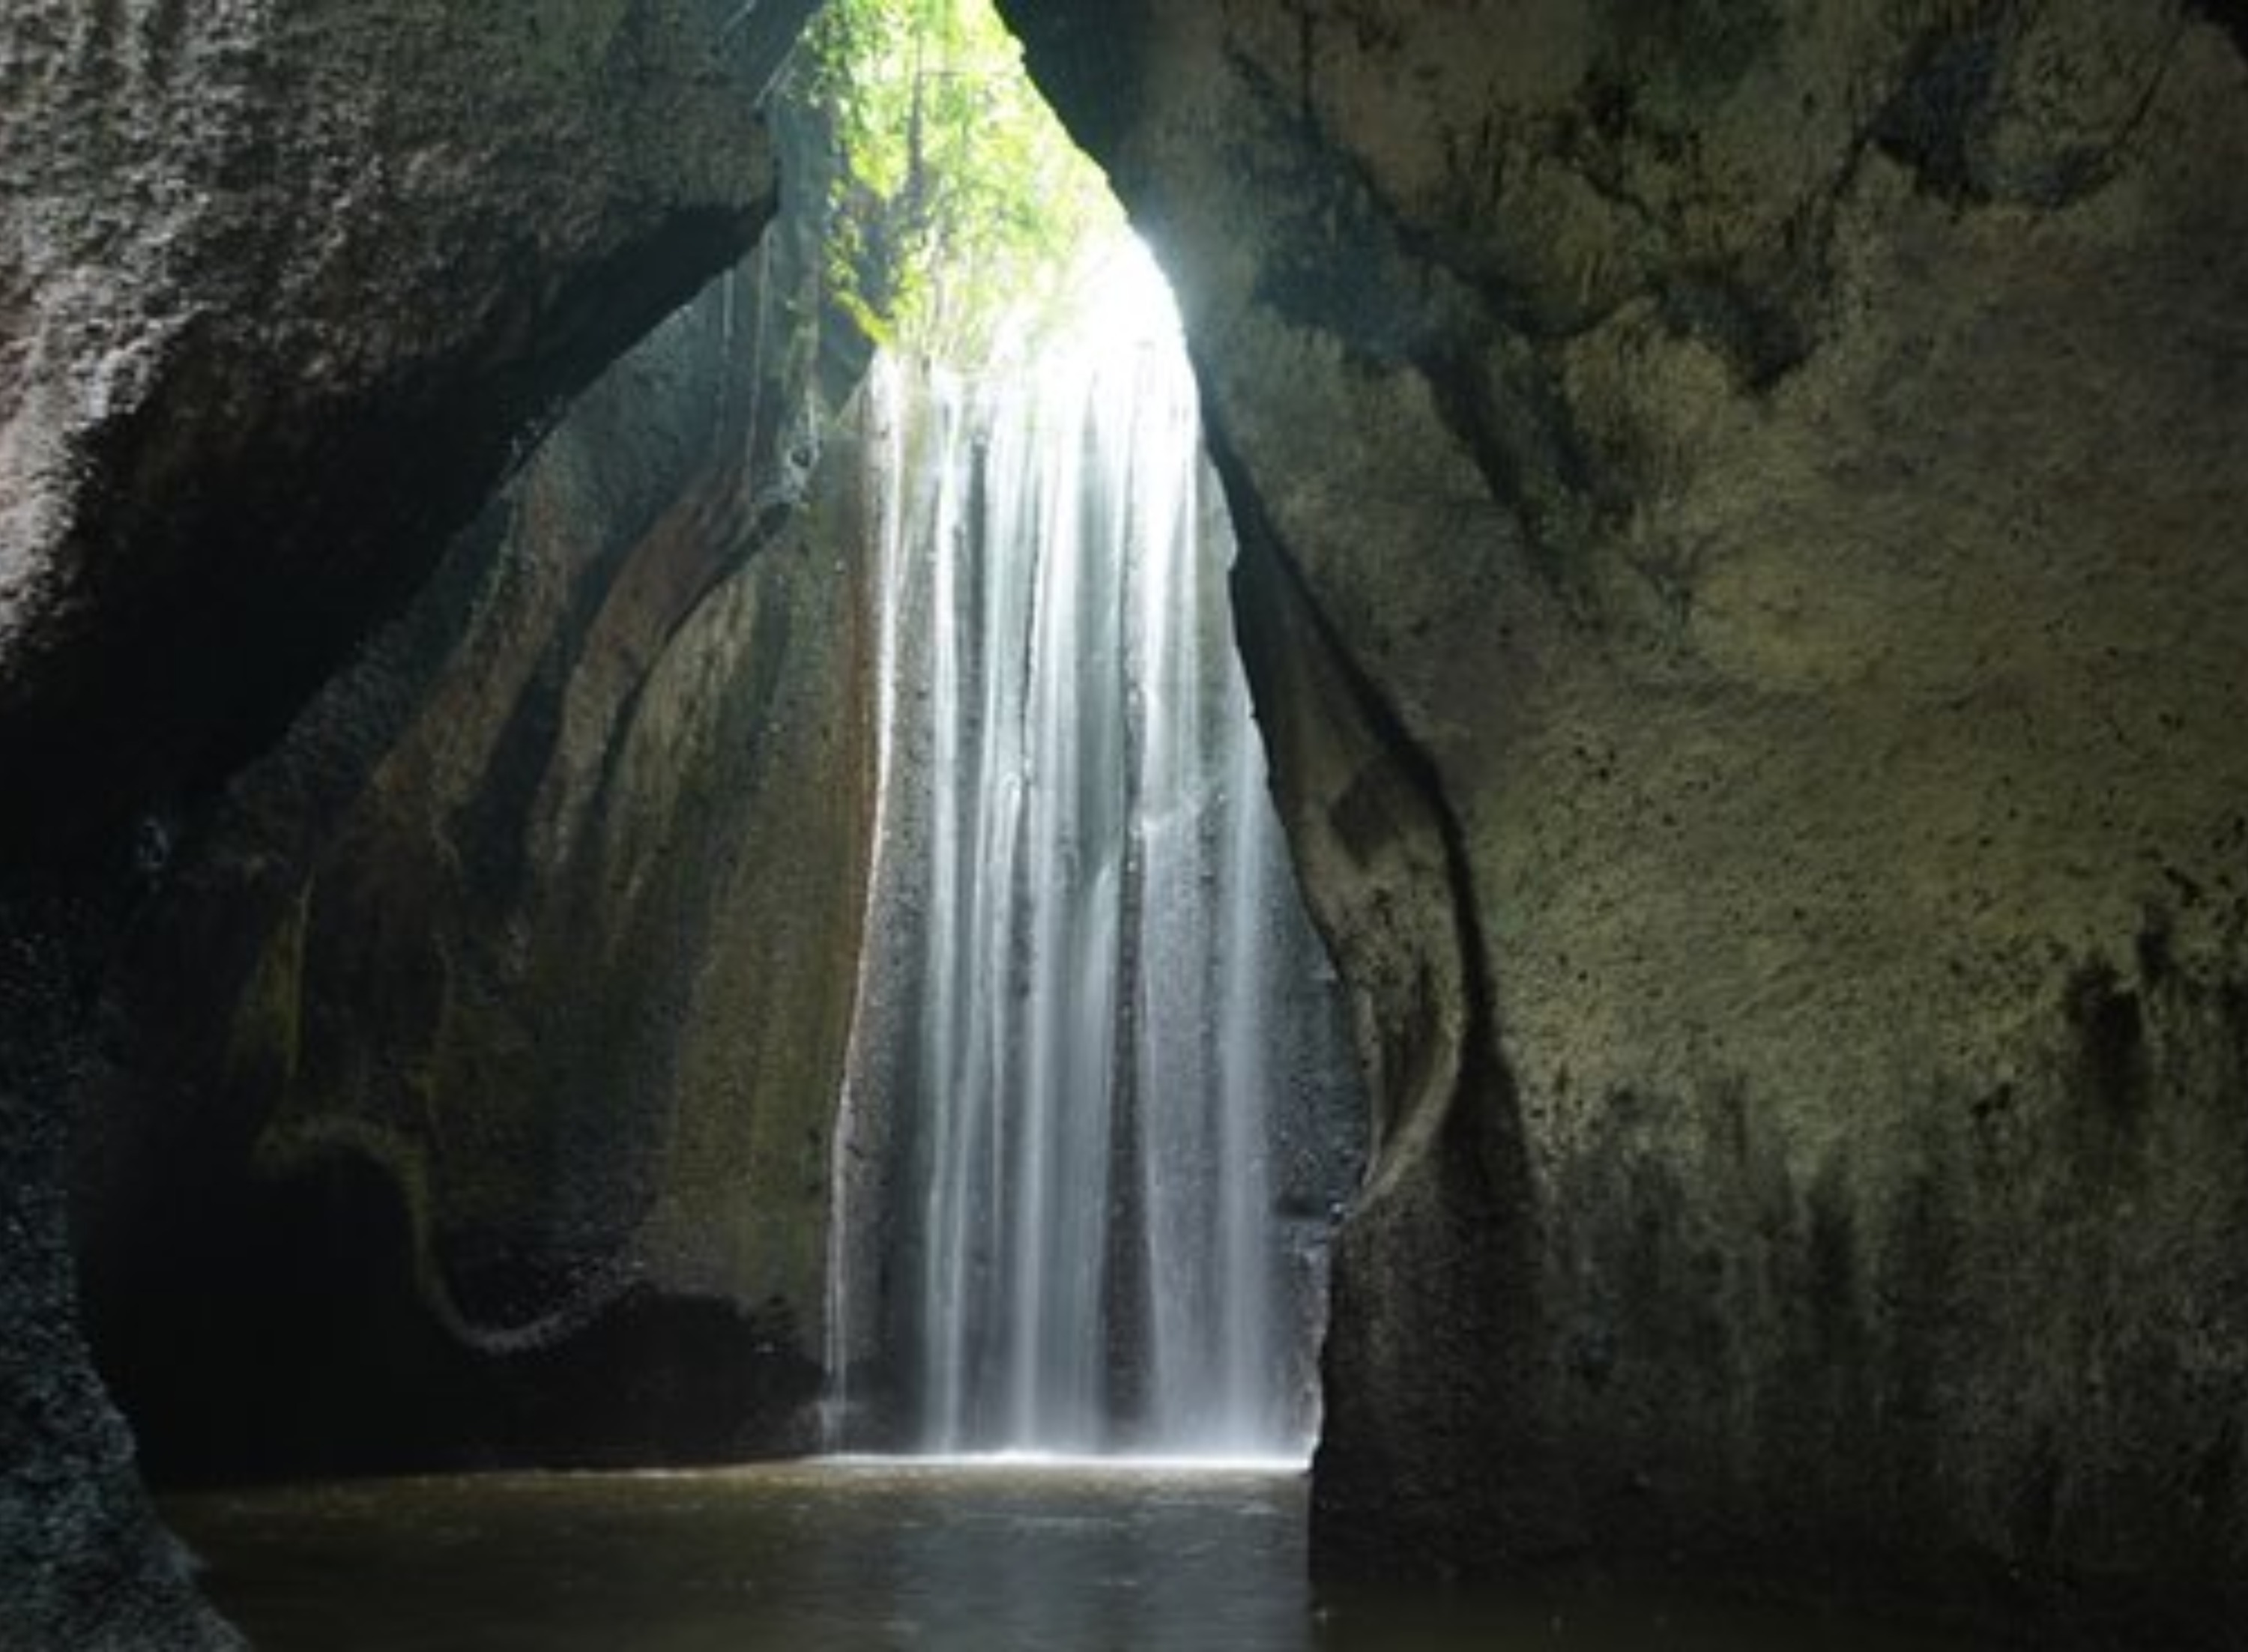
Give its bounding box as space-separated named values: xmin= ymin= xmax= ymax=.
xmin=4 ymin=1 xmax=2247 ymax=1648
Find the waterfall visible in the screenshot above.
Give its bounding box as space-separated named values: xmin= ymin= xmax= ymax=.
xmin=830 ymin=240 xmax=1356 ymax=1461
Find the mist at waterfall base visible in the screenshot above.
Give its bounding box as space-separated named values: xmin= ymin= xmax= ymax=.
xmin=824 ymin=239 xmax=1363 ymax=1461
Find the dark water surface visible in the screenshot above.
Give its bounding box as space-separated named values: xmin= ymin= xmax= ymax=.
xmin=165 ymin=1460 xmax=1992 ymax=1651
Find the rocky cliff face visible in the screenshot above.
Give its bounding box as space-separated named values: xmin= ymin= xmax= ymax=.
xmin=74 ymin=124 xmax=874 ymax=1486
xmin=1003 ymin=0 xmax=2248 ymax=1639
xmin=2 ymin=2 xmax=809 ymax=1644
xmin=0 ymin=0 xmax=807 ymax=859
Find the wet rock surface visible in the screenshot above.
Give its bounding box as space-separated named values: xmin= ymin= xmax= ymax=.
xmin=76 ymin=251 xmax=871 ymax=1495
xmin=70 ymin=88 xmax=872 ymax=1486
xmin=4 ymin=1 xmax=806 ymax=1642
xmin=1003 ymin=0 xmax=2248 ymax=1640
xmin=1 ymin=0 xmax=802 ymax=862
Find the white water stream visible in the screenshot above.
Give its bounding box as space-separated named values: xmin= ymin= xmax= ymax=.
xmin=829 ymin=241 xmax=1347 ymax=1459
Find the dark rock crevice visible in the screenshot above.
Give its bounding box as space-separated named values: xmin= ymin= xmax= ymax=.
xmin=1870 ymin=4 xmax=2192 ymax=210
xmin=2193 ymin=0 xmax=2248 ymax=61
xmin=1 ymin=904 xmax=247 ymax=1651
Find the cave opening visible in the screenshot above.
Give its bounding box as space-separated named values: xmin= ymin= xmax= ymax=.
xmin=21 ymin=0 xmax=2239 ymax=1647
xmin=772 ymin=0 xmax=1366 ymax=1465
xmin=823 ymin=238 xmax=1362 ymax=1462
xmin=102 ymin=0 xmax=1368 ymax=1640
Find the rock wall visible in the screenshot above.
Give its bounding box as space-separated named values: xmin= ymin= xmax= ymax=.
xmin=0 ymin=0 xmax=808 ymax=859
xmin=2 ymin=1 xmax=808 ymax=1643
xmin=1002 ymin=0 xmax=2248 ymax=1640
xmin=74 ymin=149 xmax=875 ymax=1486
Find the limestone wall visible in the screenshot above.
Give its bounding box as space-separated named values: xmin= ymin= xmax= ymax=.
xmin=1001 ymin=0 xmax=2248 ymax=1638
xmin=1 ymin=4 xmax=806 ymax=1642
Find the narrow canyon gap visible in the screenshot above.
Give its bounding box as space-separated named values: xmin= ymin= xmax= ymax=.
xmin=827 ymin=244 xmax=1361 ymax=1458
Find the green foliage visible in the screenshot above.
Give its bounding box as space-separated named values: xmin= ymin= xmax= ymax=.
xmin=795 ymin=0 xmax=1122 ymax=366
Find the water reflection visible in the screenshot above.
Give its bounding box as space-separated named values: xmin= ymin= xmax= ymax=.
xmin=165 ymin=1462 xmax=1992 ymax=1651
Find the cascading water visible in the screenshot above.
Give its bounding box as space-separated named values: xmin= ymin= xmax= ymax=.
xmin=827 ymin=240 xmax=1359 ymax=1461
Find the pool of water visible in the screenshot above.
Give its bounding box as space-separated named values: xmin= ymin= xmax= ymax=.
xmin=164 ymin=1461 xmax=1992 ymax=1651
